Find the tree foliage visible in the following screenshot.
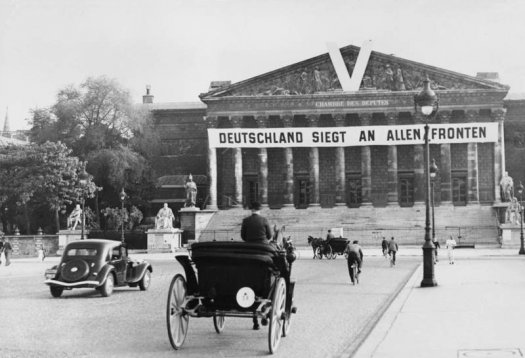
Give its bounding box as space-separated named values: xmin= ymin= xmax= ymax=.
xmin=0 ymin=142 xmax=98 ymax=233
xmin=27 ymin=76 xmax=160 ymax=213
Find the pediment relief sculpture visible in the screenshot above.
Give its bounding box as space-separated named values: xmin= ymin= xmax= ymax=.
xmin=205 ymin=45 xmax=506 ymax=98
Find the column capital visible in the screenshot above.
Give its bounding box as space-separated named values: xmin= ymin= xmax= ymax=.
xmin=333 ymin=113 xmax=346 ymax=126
xmin=281 ymin=113 xmax=294 ymax=127
xmin=436 ymin=110 xmax=452 ymax=123
xmin=254 ymin=114 xmax=267 ymax=128
xmin=359 ymin=113 xmax=372 ymax=126
xmin=229 ymin=115 xmax=243 ymax=127
xmin=465 ymin=109 xmax=479 ymax=122
xmin=385 ymin=112 xmax=398 ymax=125
xmin=491 ymin=108 xmax=507 ymax=122
xmin=306 ymin=114 xmax=319 ymax=127
xmin=204 ymin=115 xmax=218 ymax=128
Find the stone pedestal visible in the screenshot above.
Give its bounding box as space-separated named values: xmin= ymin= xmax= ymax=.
xmin=500 ymin=224 xmax=525 ymax=248
xmin=57 ymin=230 xmax=89 ymax=255
xmin=179 ymin=208 xmax=216 ymax=244
xmin=146 ymin=228 xmax=183 ymax=253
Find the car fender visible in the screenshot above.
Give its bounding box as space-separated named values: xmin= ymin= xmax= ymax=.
xmin=97 ymin=264 xmax=116 ymax=286
xmin=127 ymin=263 xmax=152 ymax=283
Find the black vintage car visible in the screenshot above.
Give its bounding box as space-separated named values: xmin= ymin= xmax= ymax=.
xmin=44 ymin=239 xmax=152 ymax=298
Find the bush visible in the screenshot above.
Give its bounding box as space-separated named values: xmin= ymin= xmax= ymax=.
xmin=88 ymin=229 xmax=147 ymax=250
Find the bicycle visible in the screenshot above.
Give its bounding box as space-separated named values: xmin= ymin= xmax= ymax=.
xmin=349 ymin=263 xmax=360 ymax=285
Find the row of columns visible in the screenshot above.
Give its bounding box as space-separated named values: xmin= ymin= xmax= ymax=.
xmin=205 ymin=108 xmax=506 ymax=210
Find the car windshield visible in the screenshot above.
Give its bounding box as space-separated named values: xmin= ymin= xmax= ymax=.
xmin=66 ymin=248 xmax=98 ymax=256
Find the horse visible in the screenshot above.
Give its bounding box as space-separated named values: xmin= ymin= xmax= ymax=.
xmin=272 ymin=225 xmax=296 ymax=264
xmin=307 ymin=235 xmax=324 ymax=259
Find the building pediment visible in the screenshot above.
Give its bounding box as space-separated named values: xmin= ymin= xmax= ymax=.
xmin=201 ymin=44 xmax=508 ymax=101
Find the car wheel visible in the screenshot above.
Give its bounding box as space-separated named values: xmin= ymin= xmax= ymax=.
xmin=50 ymin=286 xmax=63 ymax=298
xmin=101 ymin=273 xmax=115 ymax=297
xmin=139 ymin=270 xmax=151 ymax=291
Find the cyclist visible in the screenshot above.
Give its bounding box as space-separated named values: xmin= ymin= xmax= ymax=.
xmin=344 ymin=240 xmax=364 ymax=284
xmin=388 ymin=237 xmax=398 ymax=266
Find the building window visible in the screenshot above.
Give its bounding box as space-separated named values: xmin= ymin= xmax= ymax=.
xmin=452 ymin=176 xmax=467 ymax=206
xmin=295 ymin=178 xmax=310 ymax=209
xmin=399 ymin=176 xmax=414 ymax=207
xmin=347 ymin=177 xmax=362 ymax=207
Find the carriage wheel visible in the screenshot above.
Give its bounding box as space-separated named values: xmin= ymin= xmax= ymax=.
xmin=268 ymin=277 xmax=286 ymax=354
xmin=166 ymin=274 xmax=189 ymax=350
xmin=331 ymin=251 xmax=337 ymax=260
xmin=324 ymin=246 xmax=333 ymax=259
xmin=315 ymin=247 xmax=323 ymax=259
xmin=213 ymin=314 xmax=225 ymax=333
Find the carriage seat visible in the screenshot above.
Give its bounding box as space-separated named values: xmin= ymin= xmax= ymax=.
xmin=190 ymin=241 xmax=281 ymax=267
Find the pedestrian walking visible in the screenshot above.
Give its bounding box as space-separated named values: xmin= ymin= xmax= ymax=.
xmin=1 ymin=237 xmax=12 ymax=266
xmin=445 ymin=236 xmax=457 ymax=264
xmin=433 ymin=238 xmax=441 ymax=263
xmin=0 ymin=236 xmax=4 ymax=265
xmin=381 ymin=237 xmax=388 ymax=258
xmin=388 ymin=237 xmax=398 ymax=266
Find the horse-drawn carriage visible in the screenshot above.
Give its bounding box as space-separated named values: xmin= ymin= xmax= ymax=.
xmin=308 ymin=236 xmax=349 ymax=259
xmin=167 ymin=235 xmax=297 ymax=354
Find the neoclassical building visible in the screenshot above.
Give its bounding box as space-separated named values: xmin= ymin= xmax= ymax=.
xmin=146 ymin=44 xmax=511 ymax=243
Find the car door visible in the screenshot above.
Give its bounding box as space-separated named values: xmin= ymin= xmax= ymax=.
xmin=110 ymin=246 xmax=127 ymax=285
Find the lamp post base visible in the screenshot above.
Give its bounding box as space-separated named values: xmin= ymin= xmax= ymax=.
xmin=421 ymin=244 xmax=437 ymax=287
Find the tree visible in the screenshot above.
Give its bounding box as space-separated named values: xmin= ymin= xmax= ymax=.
xmin=27 ymin=76 xmax=160 ymax=220
xmin=0 ymin=142 xmax=98 ymax=233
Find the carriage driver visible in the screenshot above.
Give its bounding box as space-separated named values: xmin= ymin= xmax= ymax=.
xmin=241 ymin=201 xmax=273 ymax=330
xmin=241 ymin=201 xmax=272 ymax=244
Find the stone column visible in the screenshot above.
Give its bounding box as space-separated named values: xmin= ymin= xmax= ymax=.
xmin=466 ymin=110 xmax=480 ymax=205
xmin=386 ymin=112 xmax=399 ymax=206
xmin=230 ymin=115 xmax=243 ymax=207
xmin=438 ymin=111 xmax=453 ymax=205
xmin=413 ymin=113 xmax=425 ymax=205
xmin=307 ymin=114 xmax=320 ymax=207
xmin=282 ymin=114 xmax=295 ymax=207
xmin=492 ymin=108 xmax=506 ymax=203
xmin=333 ymin=113 xmax=346 ymax=206
xmin=255 ymin=115 xmax=268 ymax=208
xmin=359 ymin=113 xmax=373 ymax=206
xmin=204 ymin=116 xmax=218 ymax=210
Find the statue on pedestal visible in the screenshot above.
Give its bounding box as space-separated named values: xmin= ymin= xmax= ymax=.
xmin=500 ymin=171 xmax=514 ymax=202
xmin=506 ymin=197 xmax=521 ymax=225
xmin=155 ymin=203 xmax=174 ymax=229
xmin=184 ymin=174 xmax=197 ymax=208
xmin=67 ymin=204 xmax=82 ymax=230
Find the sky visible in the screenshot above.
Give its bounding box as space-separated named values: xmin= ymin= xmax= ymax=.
xmin=1 ymin=0 xmax=525 ymax=131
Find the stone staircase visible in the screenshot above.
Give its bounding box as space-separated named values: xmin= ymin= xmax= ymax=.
xmin=199 ymin=205 xmax=500 ymax=247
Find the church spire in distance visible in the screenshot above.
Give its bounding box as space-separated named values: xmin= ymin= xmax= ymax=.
xmin=3 ymin=107 xmax=10 ymax=133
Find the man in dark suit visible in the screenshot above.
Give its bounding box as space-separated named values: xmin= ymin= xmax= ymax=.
xmin=241 ymin=201 xmax=272 ymax=244
xmin=240 ymin=201 xmax=272 ymax=330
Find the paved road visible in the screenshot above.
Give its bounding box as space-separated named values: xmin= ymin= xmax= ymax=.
xmin=0 ymin=255 xmax=419 ymax=358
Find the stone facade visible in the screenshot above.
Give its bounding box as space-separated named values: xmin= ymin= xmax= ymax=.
xmin=144 ymin=44 xmax=517 ymax=240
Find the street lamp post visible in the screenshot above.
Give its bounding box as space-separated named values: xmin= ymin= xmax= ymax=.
xmin=518 ymin=181 xmax=525 ymax=255
xmin=78 ymin=165 xmax=89 ymax=240
xmin=414 ymin=77 xmax=439 ymax=287
xmin=120 ymin=188 xmax=127 ymax=243
xmin=430 ymin=159 xmax=439 ymax=240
